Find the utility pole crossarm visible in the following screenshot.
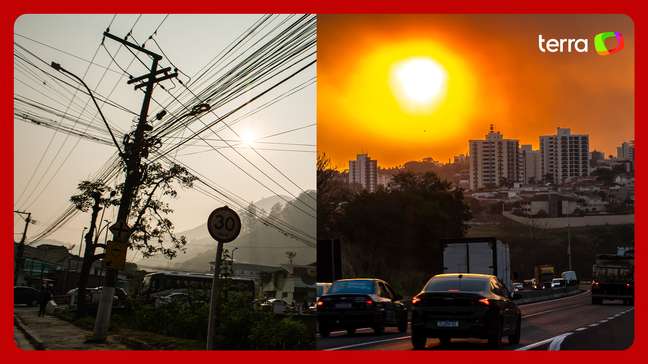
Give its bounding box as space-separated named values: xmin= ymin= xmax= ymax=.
xmin=103 ymin=31 xmax=161 ymax=60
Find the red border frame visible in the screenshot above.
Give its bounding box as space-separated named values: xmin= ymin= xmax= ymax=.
xmin=2 ymin=0 xmax=644 ymax=363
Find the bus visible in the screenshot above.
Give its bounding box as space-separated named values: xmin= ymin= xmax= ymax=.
xmin=140 ymin=271 xmax=256 ymax=303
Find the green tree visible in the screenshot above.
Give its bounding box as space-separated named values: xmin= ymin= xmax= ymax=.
xmin=335 ymin=171 xmax=472 ymax=294
xmin=70 ymin=181 xmax=119 ymax=316
xmin=70 ymin=162 xmax=196 ymax=315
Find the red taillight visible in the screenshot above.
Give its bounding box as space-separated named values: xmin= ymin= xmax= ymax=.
xmin=478 ymin=298 xmax=490 ymax=306
xmin=412 ymin=296 xmax=422 ymax=305
xmin=366 ymin=299 xmax=374 ymax=305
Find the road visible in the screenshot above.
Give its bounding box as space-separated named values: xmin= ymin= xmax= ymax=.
xmin=317 ymin=290 xmax=634 ymax=350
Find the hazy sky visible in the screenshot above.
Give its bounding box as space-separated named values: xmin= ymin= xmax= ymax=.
xmin=14 ymin=14 xmax=316 ymax=260
xmin=318 ymin=14 xmax=634 ymax=168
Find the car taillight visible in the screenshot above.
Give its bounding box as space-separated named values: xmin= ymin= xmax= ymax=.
xmin=366 ymin=299 xmax=374 ymax=305
xmin=478 ymin=298 xmax=490 ymax=306
xmin=412 ymin=296 xmax=422 ymax=305
xmin=316 ymin=300 xmax=324 ymax=307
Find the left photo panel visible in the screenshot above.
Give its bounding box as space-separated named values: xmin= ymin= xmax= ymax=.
xmin=13 ymin=14 xmax=317 ymax=350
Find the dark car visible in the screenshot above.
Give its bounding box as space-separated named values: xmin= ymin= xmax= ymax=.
xmin=14 ymin=286 xmax=41 ymax=306
xmin=316 ymin=278 xmax=407 ymax=337
xmin=410 ymin=273 xmax=521 ymax=349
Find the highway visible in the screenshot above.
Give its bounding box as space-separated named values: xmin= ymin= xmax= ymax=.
xmin=316 ymin=290 xmax=634 ymax=350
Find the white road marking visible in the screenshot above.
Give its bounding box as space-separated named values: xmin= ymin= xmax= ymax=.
xmin=323 ymin=335 xmax=411 ymax=351
xmin=548 ymin=333 xmax=572 ymax=351
xmin=516 ymin=336 xmax=559 ymax=351
xmin=517 ymin=306 xmax=631 ymax=351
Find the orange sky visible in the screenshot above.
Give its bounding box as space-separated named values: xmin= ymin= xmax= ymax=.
xmin=317 ymin=14 xmax=634 ymax=169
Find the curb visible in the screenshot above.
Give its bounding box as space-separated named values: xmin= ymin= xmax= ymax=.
xmin=14 ymin=314 xmax=46 ymax=350
xmin=516 ymin=289 xmax=584 ymax=305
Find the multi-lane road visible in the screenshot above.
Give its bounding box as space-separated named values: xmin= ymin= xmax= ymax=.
xmin=317 ymin=290 xmax=634 ymax=351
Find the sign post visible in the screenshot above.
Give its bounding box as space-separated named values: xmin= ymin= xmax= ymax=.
xmin=206 ymin=206 xmax=241 ymax=350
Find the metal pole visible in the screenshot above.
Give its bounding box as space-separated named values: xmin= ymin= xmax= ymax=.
xmin=78 ymin=227 xmax=87 ymax=258
xmin=567 ymin=222 xmax=572 ymax=271
xmin=207 ymin=241 xmax=224 ymax=350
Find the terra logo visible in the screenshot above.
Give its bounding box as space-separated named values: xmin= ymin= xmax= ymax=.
xmin=537 ymin=32 xmax=624 ymax=55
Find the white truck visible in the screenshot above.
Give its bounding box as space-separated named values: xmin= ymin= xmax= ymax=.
xmin=441 ymin=237 xmax=512 ymax=292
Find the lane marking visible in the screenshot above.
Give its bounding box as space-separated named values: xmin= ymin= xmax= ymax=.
xmin=516 ymin=306 xmax=632 ymax=351
xmin=323 ymin=335 xmax=411 ymax=351
xmin=516 ymin=336 xmax=558 ymax=351
xmin=548 ymin=333 xmax=572 ymax=351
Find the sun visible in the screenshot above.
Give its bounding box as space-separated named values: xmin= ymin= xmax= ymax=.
xmin=390 ymin=57 xmax=447 ymax=111
xmin=240 ymin=129 xmax=255 ymax=145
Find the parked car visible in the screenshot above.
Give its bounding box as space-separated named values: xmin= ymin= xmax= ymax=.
xmin=551 ymin=278 xmax=567 ymax=289
xmin=14 ymin=286 xmax=41 ymax=306
xmin=410 ymin=273 xmax=522 ymax=349
xmin=154 ymin=292 xmax=192 ymax=308
xmin=67 ymin=287 xmax=128 ymax=308
xmin=316 ymin=278 xmax=408 ymax=337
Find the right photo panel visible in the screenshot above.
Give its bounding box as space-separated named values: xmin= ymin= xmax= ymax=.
xmin=316 ymin=14 xmax=634 ymax=351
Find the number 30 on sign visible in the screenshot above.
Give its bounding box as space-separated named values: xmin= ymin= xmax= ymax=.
xmin=207 ymin=206 xmax=241 ymax=243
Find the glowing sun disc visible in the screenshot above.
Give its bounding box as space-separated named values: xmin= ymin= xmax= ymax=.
xmin=390 ymin=57 xmax=447 ymax=110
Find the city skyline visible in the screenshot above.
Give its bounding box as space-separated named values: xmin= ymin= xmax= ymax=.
xmin=332 ymin=127 xmax=633 ymax=173
xmin=318 ymin=14 xmax=634 ymax=169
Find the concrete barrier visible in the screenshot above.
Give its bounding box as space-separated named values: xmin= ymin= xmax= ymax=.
xmin=515 ymin=288 xmax=584 ymax=305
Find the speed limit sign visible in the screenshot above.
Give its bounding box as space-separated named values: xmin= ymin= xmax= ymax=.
xmin=207 ymin=206 xmax=241 ymax=243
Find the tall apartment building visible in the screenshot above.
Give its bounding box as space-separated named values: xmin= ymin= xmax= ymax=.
xmin=590 ymin=150 xmax=605 ymax=168
xmin=468 ymin=126 xmax=520 ymax=190
xmin=617 ymin=140 xmax=635 ymax=161
xmin=520 ymin=144 xmax=542 ymax=184
xmin=349 ymin=153 xmax=378 ymax=192
xmin=540 ymin=128 xmax=589 ymax=184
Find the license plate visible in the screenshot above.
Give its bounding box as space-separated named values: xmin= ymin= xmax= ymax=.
xmin=335 ymin=303 xmax=352 ymax=309
xmin=437 ymin=320 xmax=459 ymax=328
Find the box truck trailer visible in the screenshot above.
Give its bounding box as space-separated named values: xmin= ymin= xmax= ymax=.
xmin=441 ymin=237 xmax=512 ymax=291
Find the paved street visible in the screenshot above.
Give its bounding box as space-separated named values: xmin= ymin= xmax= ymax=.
xmin=317 ymin=290 xmax=634 ymax=350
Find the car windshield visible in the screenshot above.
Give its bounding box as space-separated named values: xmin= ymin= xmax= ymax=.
xmin=423 ymin=278 xmax=489 ymax=292
xmin=329 ymin=280 xmax=375 ymax=294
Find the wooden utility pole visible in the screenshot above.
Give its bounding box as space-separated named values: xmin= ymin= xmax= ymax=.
xmin=91 ymin=31 xmax=177 ymax=341
xmin=14 ymin=210 xmax=32 ymax=285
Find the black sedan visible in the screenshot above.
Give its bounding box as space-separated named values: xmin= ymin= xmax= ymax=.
xmin=410 ymin=273 xmax=521 ymax=349
xmin=317 ymin=278 xmax=408 ymax=337
xmin=14 ymin=286 xmax=41 ymax=306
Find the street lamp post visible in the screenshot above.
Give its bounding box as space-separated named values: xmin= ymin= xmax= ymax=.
xmin=50 ymin=62 xmax=124 ymax=158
